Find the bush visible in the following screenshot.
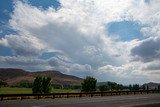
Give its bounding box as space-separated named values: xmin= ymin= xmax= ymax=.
xmin=42 ymin=77 xmax=52 ymax=93
xmin=99 ymin=85 xmax=110 ymax=91
xmin=81 ymin=76 xmax=97 ymax=92
xmin=132 ymin=84 xmax=140 ymax=90
xmin=99 ymin=82 xmax=124 ymax=91
xmin=71 ymin=85 xmax=81 ymax=90
xmin=53 ymin=84 xmax=62 ymax=89
xmin=32 ymin=76 xmax=52 ymax=93
xmin=18 ymin=81 xmax=33 ymax=88
xmin=0 ymin=80 xmax=7 ymax=87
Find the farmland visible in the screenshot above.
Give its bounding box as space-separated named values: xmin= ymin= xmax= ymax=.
xmin=0 ymin=87 xmax=79 ymax=94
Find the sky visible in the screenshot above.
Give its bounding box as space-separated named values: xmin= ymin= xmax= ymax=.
xmin=0 ymin=0 xmax=160 ymax=85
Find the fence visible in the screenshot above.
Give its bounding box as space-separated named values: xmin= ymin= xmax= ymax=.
xmin=0 ymin=90 xmax=160 ymax=101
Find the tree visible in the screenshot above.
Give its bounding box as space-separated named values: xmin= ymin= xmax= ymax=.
xmin=32 ymin=76 xmax=43 ymax=93
xmin=129 ymin=84 xmax=132 ymax=91
xmin=19 ymin=81 xmax=32 ymax=88
xmin=158 ymin=85 xmax=160 ymax=90
xmin=147 ymin=85 xmax=149 ymax=90
xmin=0 ymin=80 xmax=7 ymax=88
xmin=81 ymin=76 xmax=97 ymax=92
xmin=42 ymin=77 xmax=52 ymax=93
xmin=115 ymin=84 xmax=124 ymax=91
xmin=99 ymin=84 xmax=110 ymax=91
xmin=107 ymin=82 xmax=117 ymax=90
xmin=142 ymin=85 xmax=145 ymax=90
xmin=32 ymin=76 xmax=52 ymax=93
xmin=132 ymin=84 xmax=139 ymax=90
xmin=99 ymin=82 xmax=124 ymax=91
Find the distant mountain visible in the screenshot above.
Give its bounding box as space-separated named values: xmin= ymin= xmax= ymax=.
xmin=143 ymin=82 xmax=160 ymax=89
xmin=0 ymin=68 xmax=83 ymax=86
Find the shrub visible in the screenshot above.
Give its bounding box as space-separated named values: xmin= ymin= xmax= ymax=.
xmin=81 ymin=76 xmax=97 ymax=92
xmin=32 ymin=76 xmax=52 ymax=93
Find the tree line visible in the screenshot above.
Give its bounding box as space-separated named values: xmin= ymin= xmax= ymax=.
xmin=1 ymin=76 xmax=160 ymax=93
xmin=81 ymin=76 xmax=160 ymax=92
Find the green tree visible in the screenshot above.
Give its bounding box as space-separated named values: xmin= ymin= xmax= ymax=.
xmin=142 ymin=85 xmax=145 ymax=90
xmin=0 ymin=80 xmax=7 ymax=88
xmin=32 ymin=76 xmax=52 ymax=93
xmin=19 ymin=81 xmax=33 ymax=88
xmin=32 ymin=76 xmax=43 ymax=93
xmin=129 ymin=84 xmax=132 ymax=91
xmin=99 ymin=82 xmax=124 ymax=91
xmin=42 ymin=77 xmax=52 ymax=93
xmin=115 ymin=84 xmax=124 ymax=91
xmin=81 ymin=76 xmax=97 ymax=92
xmin=99 ymin=84 xmax=110 ymax=91
xmin=158 ymin=85 xmax=160 ymax=90
xmin=132 ymin=84 xmax=139 ymax=90
xmin=147 ymin=85 xmax=149 ymax=90
xmin=107 ymin=82 xmax=118 ymax=90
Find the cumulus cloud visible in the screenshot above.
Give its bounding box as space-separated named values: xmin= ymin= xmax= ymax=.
xmin=96 ymin=62 xmax=150 ymax=84
xmin=141 ymin=60 xmax=160 ymax=71
xmin=47 ymin=56 xmax=92 ymax=77
xmin=131 ymin=37 xmax=160 ymax=62
xmin=9 ymin=1 xmax=128 ymax=67
xmin=0 ymin=34 xmax=45 ymax=57
xmin=0 ymin=56 xmax=46 ymax=66
xmin=1 ymin=0 xmax=160 ymax=84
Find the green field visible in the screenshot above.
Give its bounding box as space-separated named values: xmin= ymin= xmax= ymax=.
xmin=0 ymin=87 xmax=79 ymax=94
xmin=0 ymin=87 xmax=32 ymax=94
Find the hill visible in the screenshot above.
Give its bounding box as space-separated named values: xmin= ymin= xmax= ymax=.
xmin=143 ymin=82 xmax=160 ymax=89
xmin=0 ymin=68 xmax=83 ymax=86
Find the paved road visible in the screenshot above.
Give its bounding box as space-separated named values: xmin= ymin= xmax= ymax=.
xmin=0 ymin=94 xmax=160 ymax=107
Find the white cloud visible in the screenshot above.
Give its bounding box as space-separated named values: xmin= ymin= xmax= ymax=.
xmin=0 ymin=56 xmax=46 ymax=66
xmin=9 ymin=1 xmax=128 ymax=66
xmin=1 ymin=0 xmax=160 ymax=84
xmin=97 ymin=62 xmax=150 ymax=84
xmin=0 ymin=34 xmax=45 ymax=57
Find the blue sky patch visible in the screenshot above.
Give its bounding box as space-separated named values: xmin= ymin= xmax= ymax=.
xmin=107 ymin=21 xmax=143 ymax=41
xmin=0 ymin=0 xmax=18 ymax=39
xmin=0 ymin=0 xmax=14 ymax=22
xmin=0 ymin=46 xmax=13 ymax=56
xmin=0 ymin=0 xmax=60 ymax=39
xmin=39 ymin=52 xmax=61 ymax=60
xmin=26 ymin=0 xmax=61 ymax=10
xmin=0 ymin=23 xmax=18 ymax=39
xmin=144 ymin=0 xmax=150 ymax=4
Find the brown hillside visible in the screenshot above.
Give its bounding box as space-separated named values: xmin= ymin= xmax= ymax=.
xmin=0 ymin=68 xmax=83 ymax=86
xmin=0 ymin=68 xmax=28 ymax=81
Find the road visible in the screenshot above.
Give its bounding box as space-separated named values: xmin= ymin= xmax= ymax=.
xmin=0 ymin=94 xmax=160 ymax=107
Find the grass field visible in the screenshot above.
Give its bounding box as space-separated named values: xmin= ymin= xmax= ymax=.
xmin=0 ymin=87 xmax=79 ymax=94
xmin=0 ymin=87 xmax=32 ymax=94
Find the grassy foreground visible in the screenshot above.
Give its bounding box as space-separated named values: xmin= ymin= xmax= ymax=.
xmin=0 ymin=87 xmax=32 ymax=94
xmin=0 ymin=87 xmax=79 ymax=94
